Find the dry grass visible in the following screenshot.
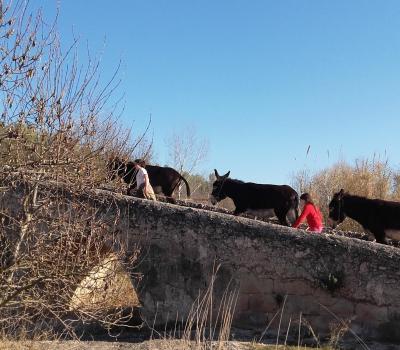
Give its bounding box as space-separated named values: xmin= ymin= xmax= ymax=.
xmin=250 ymin=346 xmax=334 ymax=350
xmin=0 ymin=340 xmax=339 ymax=350
xmin=292 ymin=157 xmax=400 ymax=231
xmin=143 ymin=269 xmax=361 ymax=350
xmin=146 ymin=265 xmax=238 ymax=350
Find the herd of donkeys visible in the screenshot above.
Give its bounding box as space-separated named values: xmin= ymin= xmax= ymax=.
xmin=109 ymin=158 xmax=400 ymax=245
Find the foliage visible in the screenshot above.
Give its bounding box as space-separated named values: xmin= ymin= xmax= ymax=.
xmin=319 ymin=272 xmax=344 ymax=294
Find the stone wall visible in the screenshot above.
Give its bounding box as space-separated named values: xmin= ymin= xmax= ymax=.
xmin=94 ymin=190 xmax=400 ymax=343
xmin=2 ymin=182 xmax=400 ymax=342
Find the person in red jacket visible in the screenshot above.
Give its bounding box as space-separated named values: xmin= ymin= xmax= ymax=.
xmin=292 ymin=193 xmax=323 ymax=233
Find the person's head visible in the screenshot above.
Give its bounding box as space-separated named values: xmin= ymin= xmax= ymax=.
xmin=133 ymin=159 xmax=146 ymax=169
xmin=299 ymin=193 xmax=314 ymax=207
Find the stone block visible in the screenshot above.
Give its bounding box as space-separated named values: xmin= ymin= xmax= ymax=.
xmin=247 ymin=293 xmax=278 ymax=314
xmin=239 ymin=275 xmax=262 ymax=294
xmin=234 ymin=310 xmax=269 ymax=330
xmin=257 ymin=278 xmax=274 ymax=292
xmin=366 ymin=280 xmax=385 ymax=306
xmin=314 ymin=293 xmax=338 ymax=308
xmin=236 ymin=294 xmax=249 ymax=313
xmin=355 ymin=303 xmax=388 ymax=324
xmin=248 ymin=293 xmax=264 ymax=311
xmin=274 ymin=279 xmax=313 ymax=296
xmin=261 ymin=294 xmax=280 ymax=313
xmin=328 ymin=299 xmax=355 ymax=317
xmin=284 ymin=295 xmax=321 ymax=316
xmin=359 ymin=262 xmax=369 ymax=274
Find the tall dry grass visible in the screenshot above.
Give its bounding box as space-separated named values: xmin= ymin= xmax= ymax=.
xmin=146 ymin=265 xmax=239 ymax=350
xmin=292 ymin=157 xmax=400 ymax=231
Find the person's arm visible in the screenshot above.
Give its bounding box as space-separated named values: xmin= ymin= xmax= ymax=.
xmin=292 ymin=204 xmax=311 ymax=228
xmin=144 ymin=173 xmax=150 ymax=188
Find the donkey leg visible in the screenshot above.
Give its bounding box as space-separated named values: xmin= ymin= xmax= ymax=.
xmin=166 ymin=197 xmax=176 ymax=204
xmin=233 ymin=207 xmax=245 ymax=216
xmin=286 ymin=208 xmax=297 ymax=226
xmin=373 ymin=229 xmax=387 ymax=245
xmin=161 ymin=187 xmax=177 ymax=204
xmin=275 ymin=208 xmax=289 ymax=226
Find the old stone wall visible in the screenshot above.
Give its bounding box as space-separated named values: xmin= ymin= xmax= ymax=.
xmin=2 ymin=182 xmax=400 ymax=342
xmin=93 ymin=190 xmax=400 ymax=343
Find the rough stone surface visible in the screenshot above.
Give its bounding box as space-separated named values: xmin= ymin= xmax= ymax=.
xmin=2 ymin=182 xmax=400 ymax=343
xmin=90 ymin=190 xmax=400 ymax=342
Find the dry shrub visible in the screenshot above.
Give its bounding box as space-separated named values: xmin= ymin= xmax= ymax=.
xmin=292 ymin=157 xmax=400 ymax=231
xmin=0 ymin=0 xmax=144 ymax=339
xmin=0 ymin=179 xmax=142 ymax=339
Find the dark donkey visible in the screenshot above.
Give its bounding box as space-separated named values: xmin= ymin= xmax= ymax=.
xmin=210 ymin=169 xmax=299 ymax=226
xmin=328 ymin=189 xmax=400 ymax=244
xmin=109 ymin=158 xmax=191 ymax=200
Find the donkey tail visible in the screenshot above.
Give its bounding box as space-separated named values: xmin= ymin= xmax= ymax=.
xmin=170 ymin=172 xmax=191 ymax=198
xmin=180 ymin=174 xmax=191 ymax=198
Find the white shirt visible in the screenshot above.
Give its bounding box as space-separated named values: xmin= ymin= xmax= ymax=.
xmin=136 ymin=167 xmax=148 ymax=188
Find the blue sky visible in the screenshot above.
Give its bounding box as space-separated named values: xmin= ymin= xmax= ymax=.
xmin=40 ymin=1 xmax=400 ymax=184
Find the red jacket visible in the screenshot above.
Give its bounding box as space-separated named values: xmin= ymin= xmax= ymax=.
xmin=293 ymin=203 xmax=323 ymax=232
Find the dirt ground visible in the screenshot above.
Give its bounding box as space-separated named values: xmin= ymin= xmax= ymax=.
xmin=1 ymin=340 xmax=399 ymax=350
xmin=0 ymin=340 xmax=266 ymax=350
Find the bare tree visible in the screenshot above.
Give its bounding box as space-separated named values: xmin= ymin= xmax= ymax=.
xmin=166 ymin=125 xmax=209 ymax=198
xmin=291 ymin=168 xmax=312 ymax=195
xmin=166 ymin=125 xmax=209 ymax=175
xmin=0 ymin=0 xmax=141 ymax=339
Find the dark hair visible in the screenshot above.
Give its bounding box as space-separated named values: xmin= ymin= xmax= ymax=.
xmin=134 ymin=159 xmax=146 ymax=167
xmin=300 ymin=193 xmax=314 ymax=205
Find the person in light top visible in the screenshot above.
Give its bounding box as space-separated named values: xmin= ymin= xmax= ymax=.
xmin=133 ymin=159 xmax=156 ymax=201
xmin=292 ymin=193 xmax=323 ymax=233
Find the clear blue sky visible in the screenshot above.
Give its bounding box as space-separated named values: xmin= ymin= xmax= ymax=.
xmin=40 ymin=1 xmax=400 ymax=184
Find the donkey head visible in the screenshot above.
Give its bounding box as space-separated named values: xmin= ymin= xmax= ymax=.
xmin=328 ymin=189 xmax=346 ymax=228
xmin=210 ymin=169 xmax=231 ymax=205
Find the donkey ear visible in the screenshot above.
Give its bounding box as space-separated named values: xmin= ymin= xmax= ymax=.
xmin=214 ymin=169 xmax=220 ymax=179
